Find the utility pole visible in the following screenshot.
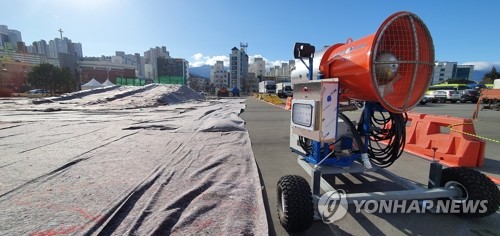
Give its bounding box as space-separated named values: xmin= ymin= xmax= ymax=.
xmin=58 ymin=28 xmax=63 ymax=39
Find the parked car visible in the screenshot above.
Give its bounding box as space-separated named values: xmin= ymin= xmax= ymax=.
xmin=460 ymin=89 xmax=479 ymax=103
xmin=424 ymin=90 xmax=437 ymax=103
xmin=419 ymin=97 xmax=428 ymax=105
xmin=28 ymin=89 xmax=50 ymax=95
xmin=434 ymin=90 xmax=460 ymax=103
xmin=425 ymin=84 xmax=469 ymax=103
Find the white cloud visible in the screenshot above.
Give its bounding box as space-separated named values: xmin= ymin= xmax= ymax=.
xmin=192 ymin=53 xmax=204 ymax=61
xmin=460 ymin=61 xmax=500 ymax=71
xmin=205 ymin=55 xmax=230 ymax=67
xmin=189 ymin=53 xmax=293 ymax=70
xmin=189 ymin=53 xmax=229 ymax=67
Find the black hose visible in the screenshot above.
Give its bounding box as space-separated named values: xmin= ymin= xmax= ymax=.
xmin=299 ymin=136 xmax=312 ymax=155
xmin=358 ymin=107 xmax=407 ymax=168
xmin=338 ymin=112 xmax=365 ymax=154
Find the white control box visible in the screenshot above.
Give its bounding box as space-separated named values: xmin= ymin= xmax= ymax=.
xmin=291 ymin=78 xmax=339 ymax=142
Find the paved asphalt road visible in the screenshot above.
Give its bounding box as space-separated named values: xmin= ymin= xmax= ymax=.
xmin=241 ymin=97 xmax=499 ymax=236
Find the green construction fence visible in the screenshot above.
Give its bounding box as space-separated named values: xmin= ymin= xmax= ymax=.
xmin=115 ymin=76 xmax=186 ymax=86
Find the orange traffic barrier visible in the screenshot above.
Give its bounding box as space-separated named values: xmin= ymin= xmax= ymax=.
xmin=402 ymin=112 xmax=485 ymax=167
xmin=285 ymin=97 xmax=292 ymax=110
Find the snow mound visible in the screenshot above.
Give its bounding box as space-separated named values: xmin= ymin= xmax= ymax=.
xmin=198 ymin=114 xmax=246 ymax=132
xmin=156 ymin=85 xmax=205 ymax=105
xmin=31 ymin=84 xmax=205 ymax=109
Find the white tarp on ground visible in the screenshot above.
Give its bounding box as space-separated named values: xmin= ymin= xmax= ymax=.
xmin=81 ymin=78 xmax=103 ymax=90
xmin=0 ymin=85 xmax=268 ymax=235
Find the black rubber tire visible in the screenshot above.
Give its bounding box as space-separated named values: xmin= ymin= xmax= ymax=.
xmin=277 ymin=175 xmax=314 ymax=232
xmin=440 ymin=167 xmax=500 ymax=218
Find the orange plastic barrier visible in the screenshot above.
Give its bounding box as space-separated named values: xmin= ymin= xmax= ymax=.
xmin=402 ymin=113 xmax=486 ymax=167
xmin=285 ymin=97 xmax=292 ymax=110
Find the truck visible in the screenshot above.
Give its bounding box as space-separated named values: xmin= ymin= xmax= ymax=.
xmin=473 ymin=79 xmax=500 ymax=119
xmin=259 ymin=80 xmax=276 ymax=94
xmin=276 ymin=82 xmax=293 ymax=98
xmin=217 ymin=87 xmax=229 ymax=97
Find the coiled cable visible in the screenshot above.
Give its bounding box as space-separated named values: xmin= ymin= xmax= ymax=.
xmin=358 ymin=106 xmax=407 ymax=168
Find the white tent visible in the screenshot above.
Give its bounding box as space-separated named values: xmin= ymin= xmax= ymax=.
xmin=102 ymin=79 xmax=115 ymax=87
xmin=81 ymin=78 xmax=103 ymax=90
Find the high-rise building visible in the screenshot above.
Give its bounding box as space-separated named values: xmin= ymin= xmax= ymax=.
xmin=210 ymin=61 xmax=228 ymax=88
xmin=48 ymin=40 xmax=57 ymax=58
xmin=229 ymin=46 xmax=248 ymax=91
xmin=115 ymin=51 xmax=126 ymax=58
xmin=26 ymin=45 xmax=36 ymax=54
xmin=157 ymin=58 xmax=188 ymax=85
xmin=432 ymin=61 xmax=474 ymax=84
xmin=8 ymin=29 xmax=22 ymax=48
xmin=144 ymin=46 xmax=170 ymax=79
xmin=0 ymin=25 xmax=9 ymax=43
xmin=33 ymin=40 xmax=49 ymax=56
xmin=455 ymin=65 xmax=474 ymax=81
xmin=56 ymin=38 xmax=69 ymax=54
xmin=246 ymin=57 xmax=266 ymax=93
xmin=249 ymin=57 xmax=266 ymax=82
xmin=16 ymin=42 xmax=27 ymax=53
xmin=47 ymin=37 xmax=83 ymax=58
xmin=0 ymin=25 xmax=23 ymax=51
xmin=73 ymin=42 xmax=83 ymax=58
xmin=264 ymin=61 xmax=293 ymax=82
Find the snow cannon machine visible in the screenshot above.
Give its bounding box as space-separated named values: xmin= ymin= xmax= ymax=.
xmin=277 ymin=11 xmax=500 ymax=233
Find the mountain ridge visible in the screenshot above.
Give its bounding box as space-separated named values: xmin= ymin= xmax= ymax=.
xmin=189 ymin=64 xmax=229 ymax=79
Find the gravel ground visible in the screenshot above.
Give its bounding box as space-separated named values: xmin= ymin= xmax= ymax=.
xmin=0 ymin=85 xmax=267 ymax=235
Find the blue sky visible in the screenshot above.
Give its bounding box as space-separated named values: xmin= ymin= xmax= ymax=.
xmin=1 ymin=0 xmax=499 ymax=70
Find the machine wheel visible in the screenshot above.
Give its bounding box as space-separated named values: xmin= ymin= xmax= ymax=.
xmin=277 ymin=175 xmax=314 ymax=232
xmin=494 ymin=100 xmax=500 ymax=111
xmin=440 ymin=167 xmax=500 ymax=218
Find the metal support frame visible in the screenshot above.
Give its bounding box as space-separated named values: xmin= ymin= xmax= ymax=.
xmin=299 ymin=156 xmax=460 ymax=211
